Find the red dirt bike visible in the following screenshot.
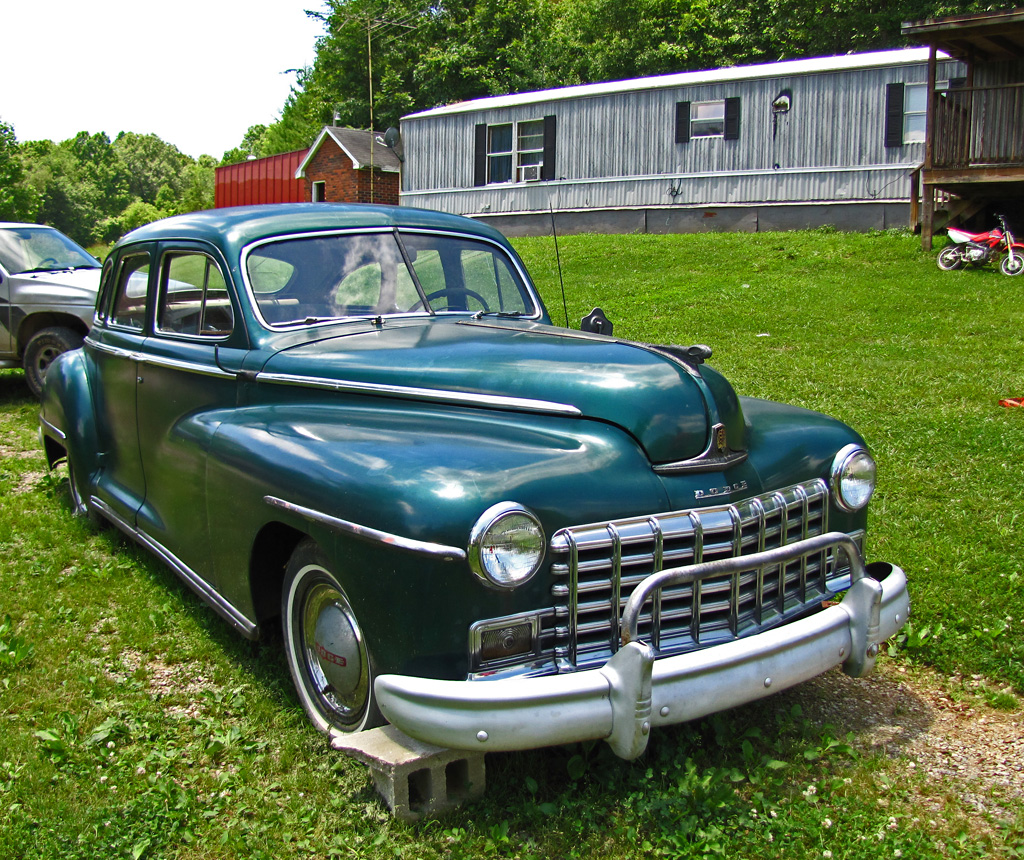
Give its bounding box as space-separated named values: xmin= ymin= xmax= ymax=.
xmin=937 ymin=214 xmax=1024 ymax=276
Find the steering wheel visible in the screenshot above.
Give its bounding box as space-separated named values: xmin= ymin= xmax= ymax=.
xmin=37 ymin=257 xmax=61 ymax=268
xmin=410 ymin=288 xmax=490 ymax=313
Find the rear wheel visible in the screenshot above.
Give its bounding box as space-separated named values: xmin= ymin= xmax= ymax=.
xmin=282 ymin=540 xmax=381 ymax=734
xmin=936 ymin=246 xmax=965 ymax=271
xmin=1000 ymin=253 xmax=1024 ymax=276
xmin=23 ymin=326 xmax=83 ymax=398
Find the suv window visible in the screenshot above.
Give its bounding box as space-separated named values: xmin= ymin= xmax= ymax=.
xmin=157 ymin=252 xmax=233 ymax=337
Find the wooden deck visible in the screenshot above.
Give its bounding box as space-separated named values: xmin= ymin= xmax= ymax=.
xmin=902 ymin=9 xmax=1024 ymax=248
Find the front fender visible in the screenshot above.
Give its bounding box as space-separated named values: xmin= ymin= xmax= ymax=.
xmin=196 ymin=399 xmax=669 ymax=676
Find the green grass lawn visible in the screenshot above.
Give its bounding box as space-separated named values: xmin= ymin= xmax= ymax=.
xmin=1 ymin=229 xmax=1021 ymax=859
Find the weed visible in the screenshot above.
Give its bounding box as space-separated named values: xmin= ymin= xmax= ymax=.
xmin=0 ymin=615 xmax=34 ymax=669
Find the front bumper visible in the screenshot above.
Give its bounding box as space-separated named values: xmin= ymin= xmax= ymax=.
xmin=375 ymin=533 xmax=908 ymax=759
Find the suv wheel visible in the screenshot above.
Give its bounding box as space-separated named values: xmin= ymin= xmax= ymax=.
xmin=23 ymin=327 xmax=83 ymax=398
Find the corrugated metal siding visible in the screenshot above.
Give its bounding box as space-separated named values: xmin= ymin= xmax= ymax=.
xmin=214 ymin=150 xmax=308 ymax=208
xmin=401 ymin=58 xmax=963 ymax=215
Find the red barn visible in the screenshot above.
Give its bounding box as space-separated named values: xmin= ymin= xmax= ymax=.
xmin=214 ymin=149 xmax=308 ymax=207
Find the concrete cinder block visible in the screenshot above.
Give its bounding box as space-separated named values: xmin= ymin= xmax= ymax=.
xmin=331 ymin=724 xmax=486 ymax=821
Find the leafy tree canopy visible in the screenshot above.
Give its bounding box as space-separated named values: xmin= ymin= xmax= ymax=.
xmin=231 ymin=0 xmax=1008 ymax=160
xmin=6 ymin=121 xmax=216 ymax=245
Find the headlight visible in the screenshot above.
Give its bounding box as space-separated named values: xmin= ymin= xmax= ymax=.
xmin=468 ymin=502 xmax=545 ymax=589
xmin=830 ymin=444 xmax=877 ymax=512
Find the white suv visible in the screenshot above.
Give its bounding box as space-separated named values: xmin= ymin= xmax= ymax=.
xmin=0 ymin=223 xmax=101 ymax=396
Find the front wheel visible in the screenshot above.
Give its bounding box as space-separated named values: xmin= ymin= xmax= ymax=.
xmin=282 ymin=540 xmax=381 ymax=735
xmin=1000 ymin=253 xmax=1024 ymax=276
xmin=936 ymin=246 xmax=965 ymax=271
xmin=23 ymin=326 xmax=83 ymax=398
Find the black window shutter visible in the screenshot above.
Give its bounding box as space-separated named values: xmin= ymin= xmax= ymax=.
xmin=541 ymin=115 xmax=557 ymax=181
xmin=675 ymin=102 xmax=691 ymax=143
xmin=884 ymin=83 xmax=905 ymax=148
xmin=474 ymin=123 xmax=488 ymax=186
xmin=724 ymin=97 xmax=741 ymax=140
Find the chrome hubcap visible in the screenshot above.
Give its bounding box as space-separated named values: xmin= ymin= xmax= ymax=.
xmin=301 ymin=580 xmax=368 ymax=723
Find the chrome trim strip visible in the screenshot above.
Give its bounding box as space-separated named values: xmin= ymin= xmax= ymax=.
xmin=89 ymin=497 xmax=258 ymax=638
xmin=87 ymin=340 xmax=141 ymax=361
xmin=375 ymin=559 xmax=908 ymax=759
xmin=254 ymin=371 xmax=582 ymax=416
xmin=136 ymin=354 xmax=236 ymax=379
xmin=39 ymin=416 xmax=66 ymax=442
xmin=263 ymin=495 xmax=467 ymax=562
xmin=84 ymin=340 xmax=236 ymax=379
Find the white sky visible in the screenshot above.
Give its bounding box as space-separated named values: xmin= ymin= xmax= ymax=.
xmin=2 ymin=0 xmax=325 ymax=159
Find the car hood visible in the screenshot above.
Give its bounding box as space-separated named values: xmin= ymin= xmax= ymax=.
xmin=260 ymin=318 xmax=742 ymax=464
xmin=8 ymin=267 xmax=102 ymax=307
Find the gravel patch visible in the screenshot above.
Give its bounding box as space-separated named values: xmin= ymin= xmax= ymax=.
xmin=786 ymin=660 xmax=1023 ymax=820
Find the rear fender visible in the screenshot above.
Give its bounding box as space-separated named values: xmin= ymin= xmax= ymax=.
xmin=39 ymin=348 xmax=100 ymax=480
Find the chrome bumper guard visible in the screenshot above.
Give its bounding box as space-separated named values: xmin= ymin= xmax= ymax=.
xmin=375 ymin=533 xmax=908 ymax=760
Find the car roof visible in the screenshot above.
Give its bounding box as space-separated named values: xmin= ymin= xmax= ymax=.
xmin=116 ymin=204 xmax=512 ymax=257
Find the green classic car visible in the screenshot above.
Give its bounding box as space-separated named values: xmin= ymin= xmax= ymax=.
xmin=39 ymin=204 xmax=908 ymax=759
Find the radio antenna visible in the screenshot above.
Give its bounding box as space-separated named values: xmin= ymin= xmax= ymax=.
xmin=549 ymin=202 xmax=569 ymax=328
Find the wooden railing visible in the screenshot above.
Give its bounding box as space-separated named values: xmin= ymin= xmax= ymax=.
xmin=931 ymin=83 xmax=1024 ymax=168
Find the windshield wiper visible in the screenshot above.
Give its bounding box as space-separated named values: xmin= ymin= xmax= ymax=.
xmin=471 ymin=310 xmax=524 ymax=320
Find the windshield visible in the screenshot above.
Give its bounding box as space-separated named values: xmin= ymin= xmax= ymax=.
xmin=245 ymin=230 xmax=537 ymax=326
xmin=0 ymin=226 xmax=100 ymax=274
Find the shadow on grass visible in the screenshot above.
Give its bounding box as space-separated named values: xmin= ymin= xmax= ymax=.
xmin=0 ymin=369 xmax=31 ymax=408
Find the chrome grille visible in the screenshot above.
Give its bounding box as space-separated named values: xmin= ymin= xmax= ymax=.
xmin=548 ymin=480 xmax=855 ymax=669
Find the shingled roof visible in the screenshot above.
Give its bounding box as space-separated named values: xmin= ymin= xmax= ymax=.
xmin=295 ymin=127 xmax=402 ymax=177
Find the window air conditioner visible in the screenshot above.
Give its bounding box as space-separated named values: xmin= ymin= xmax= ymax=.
xmin=519 ymin=164 xmax=541 ymax=182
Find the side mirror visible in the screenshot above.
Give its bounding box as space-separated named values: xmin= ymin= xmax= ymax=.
xmin=581 ymin=307 xmax=613 ymax=335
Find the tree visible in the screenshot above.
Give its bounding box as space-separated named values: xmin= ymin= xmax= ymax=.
xmin=112 ymin=132 xmax=190 ymax=204
xmin=0 ymin=120 xmax=40 ymax=222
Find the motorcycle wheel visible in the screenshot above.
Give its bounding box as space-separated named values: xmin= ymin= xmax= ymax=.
xmin=1001 ymin=254 xmax=1024 ymax=276
xmin=937 ymin=246 xmax=966 ymax=271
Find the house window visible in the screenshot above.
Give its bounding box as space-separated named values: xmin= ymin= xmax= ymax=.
xmin=311 ymin=181 xmax=326 ymax=202
xmin=487 ymin=124 xmax=514 ymax=183
xmin=691 ymin=101 xmax=726 ymax=137
xmin=885 ymin=81 xmax=950 ymax=147
xmin=903 ymin=84 xmax=928 ymax=143
xmin=516 ymin=120 xmax=545 ymax=181
xmin=474 ymin=116 xmax=556 ymax=186
xmin=675 ymin=98 xmax=741 ymax=143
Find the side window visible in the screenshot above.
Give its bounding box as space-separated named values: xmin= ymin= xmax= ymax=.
xmin=157 ymin=252 xmax=233 ymax=337
xmin=110 ymin=255 xmax=151 ymax=331
xmin=95 ymin=258 xmax=115 ymax=321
